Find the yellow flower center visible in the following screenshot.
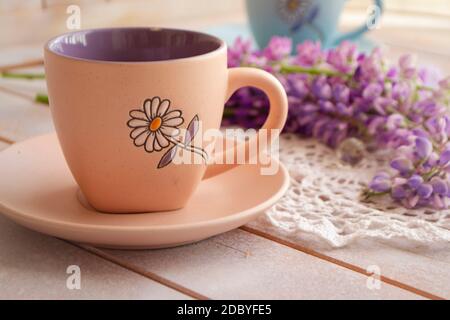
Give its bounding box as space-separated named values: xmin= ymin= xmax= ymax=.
xmin=287 ymin=0 xmax=300 ymax=11
xmin=149 ymin=117 xmax=162 ymax=132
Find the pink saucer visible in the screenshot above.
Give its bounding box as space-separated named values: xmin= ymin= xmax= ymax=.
xmin=0 ymin=134 xmax=289 ymax=249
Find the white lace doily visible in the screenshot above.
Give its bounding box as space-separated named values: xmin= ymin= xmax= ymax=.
xmin=251 ymin=134 xmax=450 ymax=248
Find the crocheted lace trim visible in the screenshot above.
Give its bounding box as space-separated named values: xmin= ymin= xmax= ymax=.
xmin=252 ymin=134 xmax=450 ymax=247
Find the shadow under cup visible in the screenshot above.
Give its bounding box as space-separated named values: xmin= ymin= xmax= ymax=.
xmin=45 ymin=28 xmax=229 ymax=214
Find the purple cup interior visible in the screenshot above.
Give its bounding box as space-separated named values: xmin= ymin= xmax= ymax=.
xmin=47 ymin=28 xmax=223 ymax=62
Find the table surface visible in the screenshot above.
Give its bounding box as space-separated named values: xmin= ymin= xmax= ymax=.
xmin=0 ymin=11 xmax=450 ymax=300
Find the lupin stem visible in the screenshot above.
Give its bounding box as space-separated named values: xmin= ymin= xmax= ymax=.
xmin=280 ymin=65 xmax=343 ymax=77
xmin=1 ymin=72 xmax=45 ymax=80
xmin=35 ymin=93 xmax=49 ymax=105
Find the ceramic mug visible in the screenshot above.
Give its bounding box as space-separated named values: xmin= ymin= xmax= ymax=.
xmin=44 ymin=28 xmax=288 ymax=213
xmin=246 ymin=0 xmax=383 ymax=48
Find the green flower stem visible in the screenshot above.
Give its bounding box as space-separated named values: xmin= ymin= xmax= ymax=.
xmin=416 ymin=84 xmax=430 ymax=91
xmin=1 ymin=72 xmax=45 ymax=80
xmin=280 ymin=64 xmax=439 ymax=93
xmin=362 ymin=189 xmax=390 ymax=201
xmin=0 ymin=72 xmax=49 ymax=105
xmin=416 ymin=84 xmax=436 ymax=92
xmin=35 ymin=93 xmax=49 ymax=105
xmin=279 ymin=64 xmax=344 ymax=77
xmin=422 ymin=167 xmax=440 ymax=181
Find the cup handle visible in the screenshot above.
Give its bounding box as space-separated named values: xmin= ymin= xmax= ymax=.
xmin=331 ymin=0 xmax=384 ymax=46
xmin=203 ymin=67 xmax=288 ymax=179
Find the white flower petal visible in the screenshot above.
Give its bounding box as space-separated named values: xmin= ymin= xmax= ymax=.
xmin=134 ymin=131 xmax=149 ymax=146
xmin=157 ymin=99 xmax=170 ymax=117
xmin=128 ymin=119 xmax=149 ymax=128
xmin=129 ymin=110 xmax=147 ymax=121
xmin=160 ymin=126 xmax=180 ymax=137
xmin=155 ymin=130 xmax=170 ymax=148
xmin=163 ymin=117 xmax=183 ymax=127
xmin=151 ymin=97 xmax=160 ymax=118
xmin=153 ymin=137 xmax=162 ymax=151
xmin=130 ymin=127 xmax=148 ymax=139
xmin=144 ymin=132 xmax=155 ymax=152
xmin=143 ymin=99 xmax=152 ymax=120
xmin=163 ymin=110 xmax=182 ymax=121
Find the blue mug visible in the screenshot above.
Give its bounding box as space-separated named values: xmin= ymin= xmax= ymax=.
xmin=246 ymin=0 xmax=383 ymax=48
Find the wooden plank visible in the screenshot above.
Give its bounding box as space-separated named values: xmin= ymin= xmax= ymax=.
xmin=0 ymin=46 xmax=42 ymax=66
xmin=0 ymin=74 xmax=47 ymax=95
xmin=0 ymin=92 xmax=53 ymax=142
xmin=0 ymin=58 xmax=43 ymax=72
xmin=95 ymin=229 xmax=422 ymax=299
xmin=73 ymin=243 xmax=208 ymax=300
xmin=0 ymin=215 xmax=189 ymax=299
xmin=243 ymin=224 xmax=446 ymax=300
xmin=322 ymin=240 xmax=450 ymax=300
xmin=0 ymin=141 xmax=9 ymax=150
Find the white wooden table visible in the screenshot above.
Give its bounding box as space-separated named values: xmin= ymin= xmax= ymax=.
xmin=0 ymin=11 xmax=449 ymax=300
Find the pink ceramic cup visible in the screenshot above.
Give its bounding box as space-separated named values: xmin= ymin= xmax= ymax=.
xmin=44 ymin=27 xmax=287 ymax=213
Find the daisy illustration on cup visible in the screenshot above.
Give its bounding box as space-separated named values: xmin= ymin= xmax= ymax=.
xmin=127 ymin=96 xmax=208 ymax=168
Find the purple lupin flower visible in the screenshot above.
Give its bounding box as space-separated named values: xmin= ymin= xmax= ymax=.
xmin=399 ymin=54 xmax=416 ymax=79
xmin=391 ymin=82 xmax=411 ymax=102
xmin=332 ymin=83 xmax=350 ymax=104
xmin=368 ymin=171 xmax=392 ymax=193
xmin=225 ymin=36 xmax=450 ymax=210
xmin=386 ymin=67 xmax=398 ymax=80
xmin=390 ymin=157 xmax=413 ymax=174
xmin=430 ymin=177 xmax=448 ymax=195
xmin=425 ymin=151 xmax=439 ymax=168
xmin=407 ymin=174 xmax=423 ymax=189
xmin=385 ymin=114 xmax=405 ymax=130
xmin=363 ymin=83 xmax=383 ymax=101
xmin=263 ymin=36 xmax=292 ymax=61
xmin=403 ymin=194 xmax=420 ymax=208
xmin=431 ymin=194 xmax=446 ymax=209
xmin=415 ymin=137 xmax=433 ymax=160
xmin=287 ymin=74 xmax=309 ymax=99
xmin=391 ymin=183 xmax=408 ymax=199
xmin=439 ymin=76 xmax=450 ymax=90
xmin=228 ymin=37 xmax=252 ymax=67
xmin=356 ymin=47 xmax=383 ymax=82
xmin=369 ymin=178 xmax=391 ymax=193
xmin=417 ymin=184 xmax=433 ymax=199
xmin=311 ymin=76 xmax=332 ymax=100
xmin=326 ymin=41 xmax=357 ymax=73
xmin=295 ymin=41 xmax=323 ymax=67
xmin=439 ymin=149 xmax=450 ymax=166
